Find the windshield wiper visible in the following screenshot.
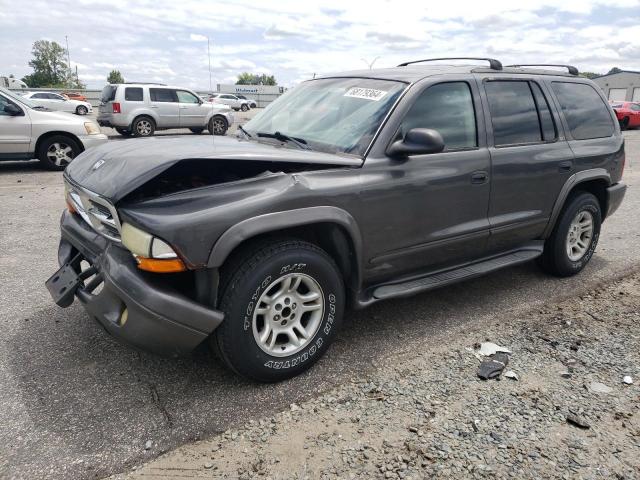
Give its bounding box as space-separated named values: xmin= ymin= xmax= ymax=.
xmin=256 ymin=131 xmax=311 ymax=150
xmin=238 ymin=124 xmax=252 ymax=138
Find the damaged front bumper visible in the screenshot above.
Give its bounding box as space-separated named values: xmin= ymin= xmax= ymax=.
xmin=47 ymin=210 xmax=224 ymax=356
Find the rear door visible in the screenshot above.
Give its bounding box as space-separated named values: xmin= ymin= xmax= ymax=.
xmin=149 ymin=88 xmax=180 ymax=127
xmin=0 ymin=93 xmax=31 ymax=156
xmin=176 ymin=89 xmax=207 ymax=127
xmin=477 ymin=76 xmax=575 ymax=253
xmin=220 ymin=94 xmax=239 ymax=109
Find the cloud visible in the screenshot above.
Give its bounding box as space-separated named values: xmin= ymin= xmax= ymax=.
xmin=190 ymin=33 xmax=208 ymax=42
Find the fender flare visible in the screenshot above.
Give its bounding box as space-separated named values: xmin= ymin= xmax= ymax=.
xmin=542 ymin=168 xmax=611 ymax=238
xmin=206 ymin=205 xmax=363 ymax=277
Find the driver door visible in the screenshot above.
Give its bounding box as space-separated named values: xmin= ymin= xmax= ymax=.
xmin=0 ymin=94 xmax=31 ymax=155
xmin=360 ymin=79 xmax=491 ymax=281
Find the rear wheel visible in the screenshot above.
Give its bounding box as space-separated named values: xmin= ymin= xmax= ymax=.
xmin=132 ymin=117 xmax=155 ymax=137
xmin=75 ymin=105 xmax=88 ymax=115
xmin=189 ymin=128 xmax=205 ymax=134
xmin=209 ymin=116 xmax=228 ymax=136
xmin=213 ymin=239 xmax=345 ymax=382
xmin=538 ymin=192 xmax=601 ymax=277
xmin=37 ymin=135 xmax=82 ymax=170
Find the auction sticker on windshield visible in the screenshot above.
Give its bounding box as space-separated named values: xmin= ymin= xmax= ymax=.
xmin=344 ymin=87 xmax=387 ymax=101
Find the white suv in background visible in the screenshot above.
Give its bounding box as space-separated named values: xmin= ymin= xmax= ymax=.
xmin=22 ymin=91 xmax=92 ymax=115
xmin=97 ymin=83 xmax=235 ymax=137
xmin=0 ymin=87 xmax=107 ymax=170
xmin=209 ymin=93 xmax=251 ymax=111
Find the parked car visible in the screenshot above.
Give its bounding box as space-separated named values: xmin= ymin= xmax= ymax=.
xmin=97 ymin=83 xmax=234 ymax=136
xmin=235 ymin=94 xmax=257 ymax=108
xmin=22 ymin=91 xmax=92 ymax=115
xmin=64 ymin=92 xmax=88 ymax=102
xmin=0 ymin=87 xmax=107 ymax=170
xmin=209 ymin=93 xmax=251 ymax=111
xmin=0 ymin=76 xmax=27 ymax=89
xmin=47 ymin=59 xmax=626 ymax=382
xmin=609 ymin=101 xmax=640 ymax=130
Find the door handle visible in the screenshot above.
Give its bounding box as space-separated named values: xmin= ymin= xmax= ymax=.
xmin=558 ymin=161 xmax=573 ymax=172
xmin=150 ymin=105 xmax=158 ymax=108
xmin=471 ymin=171 xmax=489 ymax=184
xmin=180 ymin=106 xmax=188 ymax=109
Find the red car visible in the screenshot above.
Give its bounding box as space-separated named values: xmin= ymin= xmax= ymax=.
xmin=609 ymin=101 xmax=640 ymax=130
xmin=64 ymin=92 xmax=88 ymax=102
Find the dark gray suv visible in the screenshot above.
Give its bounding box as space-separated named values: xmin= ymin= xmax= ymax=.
xmin=47 ymin=58 xmax=626 ymax=381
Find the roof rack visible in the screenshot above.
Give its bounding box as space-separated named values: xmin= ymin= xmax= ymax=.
xmin=505 ymin=64 xmax=579 ymax=76
xmin=122 ymin=82 xmax=167 ymax=85
xmin=397 ymin=57 xmax=502 ymax=70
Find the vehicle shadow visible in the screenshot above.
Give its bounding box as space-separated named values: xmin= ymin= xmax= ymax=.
xmin=6 ymin=258 xmax=608 ymax=478
xmin=0 ymin=160 xmax=43 ymax=173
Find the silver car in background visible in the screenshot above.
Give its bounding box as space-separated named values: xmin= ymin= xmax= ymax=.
xmin=0 ymin=87 xmax=107 ymax=170
xmin=21 ymin=91 xmax=92 ymax=115
xmin=97 ymin=83 xmax=235 ymax=137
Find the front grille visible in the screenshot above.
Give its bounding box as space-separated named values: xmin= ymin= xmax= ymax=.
xmin=66 ymin=180 xmax=122 ymax=242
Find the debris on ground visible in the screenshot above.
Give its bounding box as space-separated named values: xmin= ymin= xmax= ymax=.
xmin=566 ymin=412 xmax=591 ymax=429
xmin=504 ymin=370 xmax=519 ymax=381
xmin=623 ymin=375 xmax=633 ymax=385
xmin=588 ymin=381 xmax=613 ymax=394
xmin=477 ymin=342 xmax=512 ymax=356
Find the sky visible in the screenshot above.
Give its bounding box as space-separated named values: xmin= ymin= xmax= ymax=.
xmin=1 ymin=0 xmax=640 ymax=90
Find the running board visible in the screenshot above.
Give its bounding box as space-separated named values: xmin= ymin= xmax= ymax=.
xmin=372 ymin=247 xmax=543 ymax=300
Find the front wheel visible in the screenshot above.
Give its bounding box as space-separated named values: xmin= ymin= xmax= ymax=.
xmin=538 ymin=192 xmax=601 ymax=277
xmin=37 ymin=135 xmax=82 ymax=170
xmin=213 ymin=240 xmax=345 ymax=382
xmin=241 ymin=104 xmax=249 ymax=112
xmin=209 ymin=116 xmax=228 ymax=136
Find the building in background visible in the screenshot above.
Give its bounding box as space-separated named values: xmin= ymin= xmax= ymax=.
xmin=592 ymin=70 xmax=640 ymax=102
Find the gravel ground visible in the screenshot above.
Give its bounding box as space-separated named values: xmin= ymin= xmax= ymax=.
xmin=0 ymin=130 xmax=638 ymax=479
xmin=115 ymin=273 xmax=640 ymax=479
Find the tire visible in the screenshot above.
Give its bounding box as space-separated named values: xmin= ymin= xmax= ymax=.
xmin=620 ymin=117 xmax=629 ymax=130
xmin=75 ymin=105 xmax=88 ymax=115
xmin=115 ymin=127 xmax=132 ymax=136
xmin=131 ymin=116 xmax=155 ymax=137
xmin=190 ymin=128 xmax=205 ymax=134
xmin=213 ymin=239 xmax=345 ymax=382
xmin=37 ymin=135 xmax=82 ymax=171
xmin=241 ymin=104 xmax=249 ymax=112
xmin=538 ymin=192 xmax=601 ymax=277
xmin=209 ymin=116 xmax=228 ymax=136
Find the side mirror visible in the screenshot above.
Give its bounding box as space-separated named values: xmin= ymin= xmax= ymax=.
xmin=3 ymin=104 xmax=22 ymax=116
xmin=387 ymin=128 xmax=445 ymax=157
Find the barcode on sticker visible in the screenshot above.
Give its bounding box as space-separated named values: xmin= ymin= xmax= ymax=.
xmin=344 ymin=87 xmax=387 ymax=101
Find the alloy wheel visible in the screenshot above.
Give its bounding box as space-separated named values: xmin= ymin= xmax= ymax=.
xmin=566 ymin=210 xmax=594 ymax=261
xmin=136 ymin=120 xmax=152 ymax=135
xmin=252 ymin=273 xmax=324 ymax=357
xmin=46 ymin=142 xmax=75 ymax=167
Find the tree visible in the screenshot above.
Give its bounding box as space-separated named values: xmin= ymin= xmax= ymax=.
xmin=236 ymin=72 xmax=277 ymax=85
xmin=107 ymin=69 xmax=125 ymax=84
xmin=22 ymin=40 xmax=74 ymax=88
xmin=607 ymin=67 xmax=622 ymax=75
xmin=580 ymin=71 xmax=601 ymax=79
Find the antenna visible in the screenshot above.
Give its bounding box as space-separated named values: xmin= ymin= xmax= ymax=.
xmin=361 ymin=56 xmax=381 ymax=70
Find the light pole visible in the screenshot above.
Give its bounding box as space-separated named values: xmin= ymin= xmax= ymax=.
xmin=207 ymin=36 xmax=213 ymax=94
xmin=361 ymin=56 xmax=380 ymax=70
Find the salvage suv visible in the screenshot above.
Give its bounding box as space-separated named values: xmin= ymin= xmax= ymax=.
xmin=47 ymin=58 xmax=626 ymax=382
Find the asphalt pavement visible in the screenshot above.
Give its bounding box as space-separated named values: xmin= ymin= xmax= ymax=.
xmin=0 ymin=130 xmax=638 ymax=479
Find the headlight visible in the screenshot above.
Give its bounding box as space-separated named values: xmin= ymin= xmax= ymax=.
xmin=121 ymin=223 xmax=186 ymax=273
xmin=84 ymin=122 xmax=101 ymax=135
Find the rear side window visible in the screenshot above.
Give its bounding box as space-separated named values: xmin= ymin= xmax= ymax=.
xmin=101 ymin=85 xmax=117 ymax=103
xmin=399 ymin=82 xmax=477 ymax=150
xmin=150 ymin=88 xmax=177 ymax=102
xmin=485 ymin=81 xmax=542 ymax=146
xmin=551 ymin=82 xmax=614 ymax=140
xmin=125 ymin=87 xmax=143 ymax=101
xmin=530 ymin=83 xmax=557 ymax=142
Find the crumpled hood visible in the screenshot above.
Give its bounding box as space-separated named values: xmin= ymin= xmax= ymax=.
xmin=65 ymin=135 xmax=362 ymax=202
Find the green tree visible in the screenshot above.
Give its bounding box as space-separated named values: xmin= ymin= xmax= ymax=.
xmin=21 ymin=40 xmax=74 ymax=88
xmin=236 ymin=72 xmax=277 ymax=85
xmin=579 ymin=71 xmax=601 ymax=79
xmin=107 ymin=69 xmax=125 ymax=84
xmin=607 ymin=67 xmax=622 ymax=75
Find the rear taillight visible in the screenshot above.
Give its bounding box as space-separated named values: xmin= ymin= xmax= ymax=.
xmin=112 ymin=102 xmax=121 ymax=113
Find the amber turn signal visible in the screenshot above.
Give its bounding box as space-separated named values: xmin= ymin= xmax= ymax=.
xmin=66 ymin=197 xmax=77 ymax=214
xmin=136 ymin=256 xmax=187 ymax=273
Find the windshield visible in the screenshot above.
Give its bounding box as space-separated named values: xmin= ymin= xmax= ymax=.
xmin=243 ymin=78 xmax=406 ymax=156
xmin=0 ymin=87 xmax=40 ymax=109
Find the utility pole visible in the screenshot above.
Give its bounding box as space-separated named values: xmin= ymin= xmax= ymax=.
xmin=207 ymin=36 xmax=213 ymax=94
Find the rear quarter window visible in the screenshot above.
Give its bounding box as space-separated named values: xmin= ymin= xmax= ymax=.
xmin=101 ymin=85 xmax=117 ymax=103
xmin=125 ymin=87 xmax=143 ymax=101
xmin=551 ymin=82 xmax=614 ymax=140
